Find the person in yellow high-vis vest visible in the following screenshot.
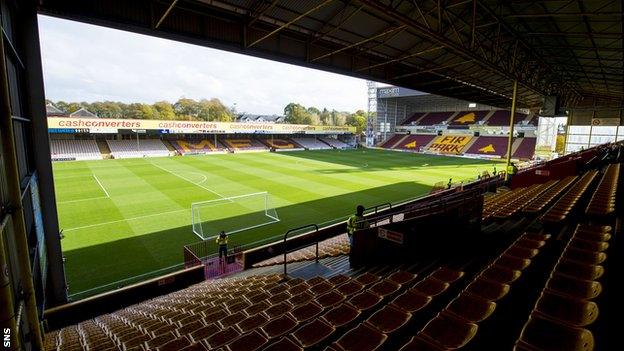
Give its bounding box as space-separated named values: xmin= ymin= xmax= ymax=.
xmin=215 ymin=231 xmax=229 ymax=262
xmin=506 ymin=162 xmax=518 ymax=184
xmin=347 ymin=205 xmax=369 ymax=246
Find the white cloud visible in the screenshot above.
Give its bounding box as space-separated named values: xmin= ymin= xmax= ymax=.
xmin=38 ymin=15 xmax=369 ymax=115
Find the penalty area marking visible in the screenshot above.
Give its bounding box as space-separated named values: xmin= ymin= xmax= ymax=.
xmin=57 ymin=196 xmax=109 ymax=205
xmin=150 ymin=162 xmax=225 ymax=198
xmin=63 ymin=208 xmax=190 ymax=232
xmin=57 ymin=174 xmax=110 ymax=204
xmin=93 ymin=174 xmax=111 ymax=198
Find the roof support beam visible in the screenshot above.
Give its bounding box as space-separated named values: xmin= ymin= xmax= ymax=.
xmin=355 ymin=45 xmax=444 ymax=72
xmin=311 ymin=25 xmax=406 ymax=62
xmin=357 ymin=0 xmax=572 ymax=100
xmin=248 ymin=0 xmax=334 ymax=48
xmin=248 ymin=0 xmax=279 ymax=27
xmin=155 ymin=0 xmax=178 ymax=29
xmin=393 ymin=59 xmax=473 ymax=79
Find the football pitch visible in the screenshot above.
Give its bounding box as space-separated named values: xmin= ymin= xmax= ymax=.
xmin=53 ymin=149 xmax=498 ymax=298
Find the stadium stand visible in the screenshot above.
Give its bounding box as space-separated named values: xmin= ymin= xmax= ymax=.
xmin=400 ymin=112 xmax=426 ymax=126
xmin=513 ymin=223 xmax=610 ymax=350
xmin=290 ymin=137 xmax=333 ymax=150
xmin=448 ymin=111 xmax=489 ymax=125
xmin=586 ymin=163 xmax=620 ymax=217
xmin=379 ymin=134 xmax=404 ymax=149
xmin=221 ymin=138 xmax=269 ymax=153
xmin=253 ymin=234 xmax=349 ymax=267
xmin=42 ymin=142 xmax=621 ymax=351
xmin=464 ymin=136 xmax=510 ymax=157
xmin=513 ymin=138 xmax=537 ymax=159
xmin=49 ymin=139 xmax=103 ymax=161
xmin=540 ymin=171 xmax=598 ymax=224
xmin=171 ymin=139 xmax=226 ymax=155
xmin=415 ymin=111 xmax=454 ymax=125
xmin=262 ymin=138 xmax=304 ymax=151
xmin=106 ymin=139 xmax=170 ymax=159
xmin=486 ymin=111 xmax=529 ymax=127
xmin=320 ymin=138 xmax=350 ymax=149
xmin=482 ymin=181 xmax=557 ymax=221
xmin=395 ymin=134 xmax=436 ymax=151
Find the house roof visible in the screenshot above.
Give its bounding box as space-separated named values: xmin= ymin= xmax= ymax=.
xmin=69 ymin=108 xmax=98 ymax=118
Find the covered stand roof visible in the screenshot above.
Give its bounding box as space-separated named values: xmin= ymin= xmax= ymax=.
xmin=38 ymin=0 xmax=623 ymax=110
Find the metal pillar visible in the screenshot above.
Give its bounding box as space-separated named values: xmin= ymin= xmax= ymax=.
xmin=505 ymin=80 xmax=518 ymax=181
xmin=564 ymin=110 xmax=573 ymax=155
xmin=0 ymin=33 xmax=44 ymax=349
xmin=21 ymin=6 xmax=67 ymax=304
xmin=0 ymin=216 xmax=19 ymax=351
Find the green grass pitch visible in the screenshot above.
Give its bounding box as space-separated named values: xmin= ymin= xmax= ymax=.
xmin=53 ymin=149 xmax=498 ymax=298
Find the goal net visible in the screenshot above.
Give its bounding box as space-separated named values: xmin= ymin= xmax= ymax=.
xmin=191 ymin=192 xmax=279 ymax=240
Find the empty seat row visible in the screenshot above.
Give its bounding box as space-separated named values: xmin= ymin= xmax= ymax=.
xmin=327 ymin=267 xmax=465 ymax=351
xmin=51 ymin=268 xmax=436 ymax=351
xmin=523 ymin=176 xmax=577 ymax=214
xmin=586 ymin=163 xmax=620 ymax=217
xmin=50 ymin=139 xmax=103 ymax=161
xmin=290 ymin=137 xmax=333 ymax=150
xmin=541 ymin=171 xmax=598 ymax=223
xmin=253 ymin=234 xmax=350 ymax=268
xmin=399 ymin=231 xmax=551 ymax=350
xmin=514 ymin=224 xmax=612 ymax=351
xmin=490 ymin=182 xmax=556 ymax=220
xmin=106 ymin=139 xmax=170 ymax=159
xmin=483 ymin=188 xmax=523 ymax=221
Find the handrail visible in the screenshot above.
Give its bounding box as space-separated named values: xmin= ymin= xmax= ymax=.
xmin=282 ymin=224 xmax=319 ymax=278
xmin=364 ymin=188 xmax=482 ymax=227
xmin=366 ymin=202 xmax=392 ymax=214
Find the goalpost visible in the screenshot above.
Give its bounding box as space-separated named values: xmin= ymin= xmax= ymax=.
xmin=191 ymin=191 xmax=279 ymax=240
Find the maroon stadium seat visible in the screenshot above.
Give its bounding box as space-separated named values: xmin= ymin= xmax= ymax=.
xmin=291 ymin=319 xmax=335 ymax=348
xmin=390 ymin=290 xmax=432 ymax=313
xmin=260 ymin=314 xmax=298 ymax=340
xmin=321 ymin=303 xmax=361 ymax=329
xmin=365 ymin=304 xmax=411 ymax=334
xmin=334 ymin=323 xmax=388 ymax=351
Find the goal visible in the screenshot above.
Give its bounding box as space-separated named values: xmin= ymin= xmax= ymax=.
xmin=191 ymin=192 xmax=279 ymax=240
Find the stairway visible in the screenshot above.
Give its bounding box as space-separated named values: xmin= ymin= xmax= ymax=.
xmin=162 ymin=139 xmax=177 ymax=153
xmin=96 ymin=140 xmax=112 ymax=159
xmin=510 ymin=138 xmax=524 ymax=158
xmin=461 ymin=136 xmax=480 ymax=154
xmin=389 ymin=135 xmax=410 ymax=149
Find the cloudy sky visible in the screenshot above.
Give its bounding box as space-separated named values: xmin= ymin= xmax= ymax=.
xmin=38 ymin=15 xmax=371 ymax=115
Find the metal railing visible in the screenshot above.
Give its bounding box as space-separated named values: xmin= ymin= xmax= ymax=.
xmin=282 ymin=224 xmax=319 ymax=278
xmin=363 ymin=188 xmax=482 ymax=228
xmin=366 ymin=202 xmax=392 ymax=215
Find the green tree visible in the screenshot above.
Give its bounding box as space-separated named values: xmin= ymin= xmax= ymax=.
xmin=55 ymin=101 xmax=69 ymax=113
xmin=174 ymin=98 xmax=200 ymax=119
xmin=66 ymin=102 xmax=82 ymax=114
xmin=347 ymin=109 xmax=367 ymax=133
xmin=284 ymin=103 xmax=312 ymax=124
xmin=320 ymin=108 xmax=331 ymax=125
xmin=153 ymin=101 xmax=176 ymax=120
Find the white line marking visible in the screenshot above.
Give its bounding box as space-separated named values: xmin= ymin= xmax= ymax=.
xmin=58 ymin=196 xmax=109 ymax=205
xmin=54 ymin=174 xmax=97 ymax=180
xmin=63 ymin=208 xmax=189 ymax=232
xmin=183 ymin=171 xmax=207 ymax=185
xmin=92 ymin=174 xmax=111 ymax=198
xmin=150 ymin=162 xmax=225 ymax=198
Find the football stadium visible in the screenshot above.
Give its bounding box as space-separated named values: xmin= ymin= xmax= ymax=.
xmin=1 ymin=1 xmax=622 ymax=350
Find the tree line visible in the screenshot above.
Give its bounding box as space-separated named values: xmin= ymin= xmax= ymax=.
xmin=47 ymin=98 xmax=235 ymax=122
xmin=283 ymin=103 xmax=367 ymax=133
xmin=47 ymin=99 xmax=369 ymax=133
